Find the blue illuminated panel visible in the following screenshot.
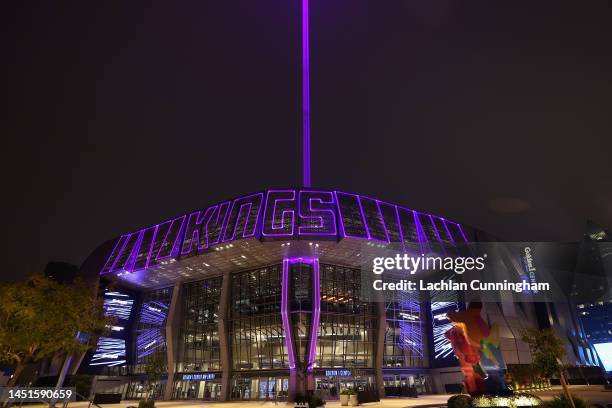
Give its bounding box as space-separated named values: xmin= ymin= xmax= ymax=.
xmin=136 ymin=300 xmax=169 ymax=360
xmin=593 ymin=342 xmax=612 ymax=372
xmin=90 ymin=337 xmax=127 ymax=366
xmin=430 ymin=276 xmax=461 ymax=361
xmin=397 ymin=291 xmax=422 ymax=354
xmin=90 ymin=290 xmax=134 ymax=367
xmin=103 ymin=291 xmax=135 ymax=320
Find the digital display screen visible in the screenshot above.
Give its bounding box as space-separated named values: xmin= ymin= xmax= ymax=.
xmin=593 ymin=342 xmax=612 ymax=371
xmin=89 ymin=290 xmax=134 ymax=367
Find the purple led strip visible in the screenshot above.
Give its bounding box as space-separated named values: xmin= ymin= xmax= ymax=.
xmin=429 ymin=214 xmax=447 ymax=256
xmin=298 ymin=190 xmax=337 ymax=236
xmin=222 ymin=193 xmax=263 ymax=242
xmin=262 ymin=190 xmax=296 ymax=237
xmin=457 ymin=222 xmax=471 ymax=244
xmin=282 ymin=257 xmax=320 ymax=372
xmin=374 ymin=200 xmax=391 ymax=244
xmin=335 ymin=191 xmax=370 ymax=239
xmin=411 ymin=209 xmax=426 ymax=255
xmin=101 ymin=235 xmax=128 ymax=274
xmin=415 ymin=212 xmax=432 ymax=255
xmin=302 ymin=0 xmax=311 ymax=187
xmin=99 ymin=189 xmax=474 ymax=276
xmin=308 ymin=258 xmax=320 ymax=372
xmin=281 ymin=259 xmax=296 ymax=369
xmin=394 ymin=205 xmax=407 ymax=254
xmin=155 ymin=215 xmax=187 ymax=262
xmin=441 ymin=218 xmax=464 ymax=257
xmin=456 ymin=222 xmax=475 ymax=255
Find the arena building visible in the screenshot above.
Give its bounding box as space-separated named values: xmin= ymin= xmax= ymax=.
xmin=55 ymin=188 xmax=598 ymax=401
xmin=39 ymin=1 xmax=601 ymax=399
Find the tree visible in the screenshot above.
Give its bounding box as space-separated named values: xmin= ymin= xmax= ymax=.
xmin=0 ymin=273 xmax=111 ymax=386
xmin=521 ymin=327 xmax=575 ymax=408
xmin=143 ymin=352 xmax=166 ymax=401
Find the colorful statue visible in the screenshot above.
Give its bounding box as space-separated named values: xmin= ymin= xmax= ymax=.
xmin=445 ymin=302 xmax=509 ymax=395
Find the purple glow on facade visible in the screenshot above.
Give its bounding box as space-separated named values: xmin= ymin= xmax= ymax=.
xmin=222 ymin=193 xmax=263 ymax=242
xmin=374 ymin=200 xmax=392 ymax=243
xmin=181 ymin=206 xmax=215 ymax=256
xmin=308 ymin=258 xmax=320 ymax=372
xmin=100 ymin=235 xmax=127 ymax=274
xmin=283 ymin=257 xmax=320 ymax=372
xmin=281 ymin=258 xmax=296 ymax=369
xmin=397 ymin=291 xmax=423 ymax=355
xmin=136 ymin=300 xmax=169 ymax=360
xmin=136 ymin=328 xmax=165 ymax=359
xmin=457 ymin=223 xmax=471 ymax=244
xmin=262 ymin=190 xmax=296 ymax=237
xmin=139 ymin=301 xmax=168 ymax=325
xmin=302 ymin=0 xmax=311 ymax=188
xmin=359 ymin=197 xmax=388 ymax=242
xmin=206 ymin=202 xmax=230 ymax=247
xmin=104 ymin=229 xmax=148 ymax=274
xmin=415 ymin=212 xmax=432 ymax=255
xmin=443 ymin=219 xmax=464 ymax=243
xmin=135 ymin=226 xmax=158 ymax=270
xmin=123 ymin=231 xmax=144 ymax=273
xmin=336 ymin=192 xmax=368 ymax=239
xmin=197 ymin=204 xmax=219 ymax=250
xmin=298 ymin=190 xmax=337 ymax=235
xmin=429 ymin=214 xmax=447 ymax=256
xmin=393 ymin=204 xmax=407 ymax=253
xmin=182 ymin=210 xmax=203 ymax=255
xmin=154 ymin=215 xmax=186 ymax=262
xmin=99 ymin=189 xmax=472 ymax=276
xmin=442 ymin=219 xmax=455 ymax=244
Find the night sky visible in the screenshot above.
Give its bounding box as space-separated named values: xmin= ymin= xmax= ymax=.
xmin=3 ymin=1 xmax=612 ymax=281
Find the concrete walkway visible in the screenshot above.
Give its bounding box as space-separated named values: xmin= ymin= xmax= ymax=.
xmin=533 ymin=385 xmax=611 ymax=405
xmin=26 ymin=395 xmax=451 ymax=408
xmin=23 ymin=385 xmax=612 ymax=408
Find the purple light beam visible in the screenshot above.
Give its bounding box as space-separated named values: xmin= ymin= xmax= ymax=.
xmin=302 ymin=0 xmax=311 ymax=187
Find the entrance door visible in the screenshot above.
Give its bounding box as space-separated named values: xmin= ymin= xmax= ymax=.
xmin=232 ymin=377 xmax=288 ymax=400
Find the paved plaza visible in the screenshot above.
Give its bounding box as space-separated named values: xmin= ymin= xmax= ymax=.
xmin=22 ymin=385 xmax=612 ymax=408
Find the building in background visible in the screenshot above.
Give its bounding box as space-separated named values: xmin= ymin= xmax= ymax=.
xmin=573 ymin=221 xmax=612 ymax=372
xmin=66 ymin=189 xmax=598 ymax=400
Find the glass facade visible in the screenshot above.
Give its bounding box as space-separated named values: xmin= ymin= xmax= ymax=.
xmin=383 ymin=288 xmax=425 ymax=367
xmin=134 ymin=286 xmax=173 ymax=373
xmin=120 ymin=260 xmax=431 ymax=400
xmin=289 ymin=262 xmax=314 ymax=366
xmin=178 ymin=277 xmax=222 ymax=372
xmin=316 ymin=264 xmax=376 ymax=368
xmin=230 ymin=265 xmax=289 ymax=370
xmin=84 ymin=189 xmax=492 ymax=400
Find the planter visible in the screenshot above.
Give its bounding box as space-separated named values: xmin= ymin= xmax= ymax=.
xmin=349 ymin=395 xmax=359 ymax=406
xmin=340 ymin=395 xmax=349 ymax=406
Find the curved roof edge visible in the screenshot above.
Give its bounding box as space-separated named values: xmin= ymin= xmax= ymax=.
xmin=89 ymin=189 xmax=475 ymax=278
